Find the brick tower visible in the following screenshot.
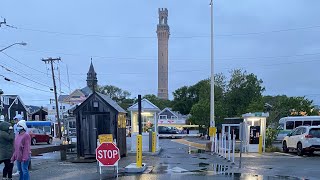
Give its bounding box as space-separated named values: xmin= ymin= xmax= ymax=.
xmin=157 ymin=8 xmax=170 ymax=100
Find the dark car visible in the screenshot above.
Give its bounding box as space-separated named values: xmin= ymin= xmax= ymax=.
xmin=158 ymin=126 xmax=179 ymax=134
xmin=28 ymin=128 xmax=53 ymax=145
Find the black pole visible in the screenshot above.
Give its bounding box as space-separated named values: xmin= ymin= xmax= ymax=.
xmin=138 ymin=95 xmax=142 ymax=135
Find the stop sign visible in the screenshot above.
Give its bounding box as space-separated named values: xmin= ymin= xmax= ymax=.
xmin=96 ymin=143 xmax=120 ymax=166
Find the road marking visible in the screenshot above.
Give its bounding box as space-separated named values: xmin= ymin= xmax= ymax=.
xmin=166 ymin=167 xmax=189 ymax=173
xmin=172 ymin=139 xmax=206 ymax=150
xmin=273 ymin=152 xmax=298 ymax=157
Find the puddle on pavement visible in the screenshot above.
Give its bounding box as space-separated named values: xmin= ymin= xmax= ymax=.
xmin=188 ymin=148 xmax=206 ymax=154
xmin=198 ymin=162 xmax=210 ymax=167
xmin=117 ymin=173 xmax=305 ymax=180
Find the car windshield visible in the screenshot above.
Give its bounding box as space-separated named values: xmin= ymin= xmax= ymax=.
xmin=309 ymin=128 xmax=320 ymax=138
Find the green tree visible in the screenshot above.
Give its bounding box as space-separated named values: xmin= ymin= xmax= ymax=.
xmin=187 ymin=74 xmax=228 ymax=126
xmin=171 ymin=86 xmax=197 ymax=115
xmin=225 ymin=69 xmax=265 ymax=117
xmin=263 ymin=95 xmax=316 ymax=125
xmin=97 ymin=85 xmax=133 ymax=110
xmin=142 ymin=94 xmax=171 ymax=110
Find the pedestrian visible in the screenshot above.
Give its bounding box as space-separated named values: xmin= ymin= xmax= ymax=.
xmin=12 ymin=115 xmax=23 ymax=177
xmin=13 ymin=115 xmax=22 ymax=136
xmin=0 ymin=120 xmax=15 ymax=180
xmin=11 ymin=120 xmax=31 ymax=180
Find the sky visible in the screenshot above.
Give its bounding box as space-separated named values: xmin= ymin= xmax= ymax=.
xmin=1 ymin=0 xmax=320 ymax=106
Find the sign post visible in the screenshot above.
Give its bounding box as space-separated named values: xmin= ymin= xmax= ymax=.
xmin=136 ymin=95 xmax=143 ymax=168
xmin=96 ymin=143 xmax=120 ymax=177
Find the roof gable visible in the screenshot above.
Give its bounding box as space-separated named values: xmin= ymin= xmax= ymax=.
xmin=73 ymin=92 xmax=126 ymax=114
xmin=2 ymin=95 xmax=27 ymax=111
xmin=127 ymin=99 xmax=160 ymax=112
xmin=96 ymin=93 xmax=126 ymax=113
xmin=159 ymin=107 xmax=178 ymax=118
xmin=63 ymin=89 xmax=86 ymax=102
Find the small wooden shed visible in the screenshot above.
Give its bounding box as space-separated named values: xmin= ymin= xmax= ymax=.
xmin=73 ymin=92 xmax=127 ymax=158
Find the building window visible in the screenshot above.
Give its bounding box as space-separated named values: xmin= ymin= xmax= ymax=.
xmin=52 ymin=106 xmax=55 ymax=109
xmin=159 ymin=115 xmax=167 ymax=120
xmin=21 ymin=112 xmax=24 ymax=117
xmin=60 ymin=106 xmax=62 ymax=110
xmin=15 ymin=99 xmax=18 ymax=104
xmin=171 ymin=116 xmax=177 ymax=119
xmin=63 ymin=106 xmax=66 ymax=109
xmin=3 ymin=97 xmax=9 ymax=105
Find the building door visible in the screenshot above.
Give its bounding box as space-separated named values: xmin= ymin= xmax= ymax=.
xmin=82 ymin=115 xmax=97 ymax=156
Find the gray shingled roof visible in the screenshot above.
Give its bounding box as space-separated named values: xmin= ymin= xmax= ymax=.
xmin=96 ymin=92 xmax=126 ymax=113
xmin=58 ymin=95 xmax=69 ymax=102
xmin=80 ymin=86 xmax=93 ymax=96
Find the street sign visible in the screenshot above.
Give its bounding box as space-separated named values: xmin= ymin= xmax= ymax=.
xmin=209 ymin=127 xmax=216 ymax=137
xmin=96 ymin=143 xmax=120 ymax=166
xmin=98 ymin=134 xmax=113 ymax=144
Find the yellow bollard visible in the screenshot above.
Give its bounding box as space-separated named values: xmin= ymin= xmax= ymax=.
xmin=258 ymin=135 xmax=263 ymax=154
xmin=152 ymin=132 xmax=156 ymax=153
xmin=136 ymin=135 xmax=142 ymax=168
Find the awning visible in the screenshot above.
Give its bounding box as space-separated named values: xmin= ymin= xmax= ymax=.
xmin=26 ymin=121 xmax=52 ymax=127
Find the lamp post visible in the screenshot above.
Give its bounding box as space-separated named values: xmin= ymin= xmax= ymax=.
xmin=0 ymin=42 xmax=27 ymax=52
xmin=210 ymin=0 xmax=215 ymax=128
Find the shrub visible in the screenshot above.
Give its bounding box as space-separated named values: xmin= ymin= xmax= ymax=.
xmin=265 ymin=128 xmax=279 ymax=148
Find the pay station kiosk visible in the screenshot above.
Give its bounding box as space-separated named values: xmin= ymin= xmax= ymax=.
xmin=242 ymin=112 xmax=269 ymax=153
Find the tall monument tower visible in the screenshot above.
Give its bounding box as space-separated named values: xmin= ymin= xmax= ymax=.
xmin=157 ymin=8 xmax=170 ymax=100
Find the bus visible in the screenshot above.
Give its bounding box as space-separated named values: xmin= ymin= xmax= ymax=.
xmin=277 ymin=116 xmax=320 ymax=140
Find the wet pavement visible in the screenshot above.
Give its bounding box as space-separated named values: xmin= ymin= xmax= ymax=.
xmin=1 ymin=138 xmax=319 ymax=179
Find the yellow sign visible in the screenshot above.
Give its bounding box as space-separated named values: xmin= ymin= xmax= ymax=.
xmin=209 ymin=127 xmax=217 ymax=137
xmin=98 ymin=134 xmax=113 ymax=144
xmin=152 ymin=132 xmax=156 ymax=153
xmin=136 ymin=135 xmax=142 ymax=168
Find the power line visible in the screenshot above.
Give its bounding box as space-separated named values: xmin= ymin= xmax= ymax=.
xmin=1 ymin=52 xmax=51 ymax=76
xmin=0 ymin=63 xmax=51 ymax=88
xmin=14 ymin=24 xmax=320 ymax=39
xmin=0 ymin=74 xmax=52 ymax=93
xmin=12 ymin=46 xmax=320 ymax=63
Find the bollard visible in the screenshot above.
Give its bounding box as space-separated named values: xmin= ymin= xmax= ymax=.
xmin=258 ymin=135 xmax=263 ymax=154
xmin=224 ymin=134 xmax=227 ymax=159
xmin=228 ymin=133 xmax=231 ymax=162
xmin=232 ymin=134 xmax=235 ymax=164
xmin=136 ymin=134 xmax=142 ymax=168
xmin=219 ymin=133 xmax=223 ymax=157
xmin=215 ymin=134 xmax=218 ymax=154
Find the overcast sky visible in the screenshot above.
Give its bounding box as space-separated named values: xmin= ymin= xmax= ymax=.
xmin=1 ymin=0 xmax=320 ymax=106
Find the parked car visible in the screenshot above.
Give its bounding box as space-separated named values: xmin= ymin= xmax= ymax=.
xmin=282 ymin=126 xmax=320 ymax=156
xmin=158 ymin=126 xmax=179 ymax=134
xmin=28 ymin=128 xmax=53 ymax=145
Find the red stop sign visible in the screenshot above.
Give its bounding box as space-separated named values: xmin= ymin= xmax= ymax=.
xmin=96 ymin=143 xmax=120 ymax=166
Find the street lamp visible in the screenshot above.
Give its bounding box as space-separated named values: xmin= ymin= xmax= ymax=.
xmin=0 ymin=42 xmax=27 ymax=52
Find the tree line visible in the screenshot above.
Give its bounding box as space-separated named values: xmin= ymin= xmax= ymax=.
xmin=97 ymin=69 xmax=316 ymax=127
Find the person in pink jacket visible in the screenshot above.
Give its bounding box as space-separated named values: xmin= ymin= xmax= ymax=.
xmin=11 ymin=120 xmax=31 ymax=180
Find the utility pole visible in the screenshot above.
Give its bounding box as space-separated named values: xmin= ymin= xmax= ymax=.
xmin=210 ymin=0 xmax=215 ymax=128
xmin=42 ymin=57 xmax=62 ymax=139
